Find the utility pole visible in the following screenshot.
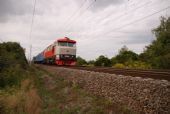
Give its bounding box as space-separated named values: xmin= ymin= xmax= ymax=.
xmin=29 ymin=44 xmax=32 ymax=65
xmin=29 ymin=0 xmax=37 ymax=66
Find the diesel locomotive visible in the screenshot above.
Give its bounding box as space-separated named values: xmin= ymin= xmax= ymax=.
xmin=33 ymin=37 xmax=76 ymax=65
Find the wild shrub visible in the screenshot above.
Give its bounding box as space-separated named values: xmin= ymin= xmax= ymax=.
xmin=125 ymin=61 xmax=152 ymax=69
xmin=112 ymin=63 xmax=126 ymax=68
xmin=0 ymin=42 xmax=28 ymax=88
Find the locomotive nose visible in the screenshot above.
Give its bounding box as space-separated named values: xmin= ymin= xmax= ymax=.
xmin=59 ymin=47 xmax=76 ymax=55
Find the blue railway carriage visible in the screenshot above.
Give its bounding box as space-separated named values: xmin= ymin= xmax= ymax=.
xmin=33 ymin=52 xmax=44 ymax=63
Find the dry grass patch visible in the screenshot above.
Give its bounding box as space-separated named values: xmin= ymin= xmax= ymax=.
xmin=0 ymin=79 xmax=42 ymax=114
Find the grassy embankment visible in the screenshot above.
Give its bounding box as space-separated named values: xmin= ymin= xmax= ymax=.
xmin=0 ymin=42 xmax=134 ymax=114
xmin=0 ymin=42 xmax=42 ymax=114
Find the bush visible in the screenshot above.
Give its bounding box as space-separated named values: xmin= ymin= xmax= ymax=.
xmin=76 ymin=56 xmax=87 ymax=66
xmin=94 ymin=55 xmax=111 ymax=67
xmin=0 ymin=65 xmax=28 ymax=88
xmin=0 ymin=42 xmax=28 ymax=88
xmin=112 ymin=63 xmax=125 ymax=68
xmin=125 ymin=61 xmax=152 ymax=69
xmin=0 ymin=42 xmax=27 ymax=70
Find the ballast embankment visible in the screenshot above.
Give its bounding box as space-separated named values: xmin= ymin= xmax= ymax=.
xmin=50 ymin=67 xmax=170 ymax=114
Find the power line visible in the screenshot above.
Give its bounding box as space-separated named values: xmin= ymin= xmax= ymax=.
xmin=77 ymin=0 xmax=164 ymax=39
xmin=100 ymin=1 xmax=152 ymax=26
xmin=105 ymin=5 xmax=170 ymax=35
xmin=66 ymin=0 xmax=96 ymax=34
xmin=66 ymin=0 xmax=153 ymax=39
xmin=77 ymin=5 xmax=170 ymax=47
xmin=29 ymin=0 xmax=37 ymax=65
xmin=63 ymin=0 xmax=87 ymax=29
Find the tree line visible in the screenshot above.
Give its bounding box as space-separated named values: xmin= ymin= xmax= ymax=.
xmin=76 ymin=17 xmax=170 ymax=69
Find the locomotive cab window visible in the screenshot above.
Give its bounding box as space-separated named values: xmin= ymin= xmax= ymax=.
xmin=58 ymin=42 xmax=67 ymax=46
xmin=68 ymin=42 xmax=76 ymax=47
xmin=58 ymin=42 xmax=76 ymax=47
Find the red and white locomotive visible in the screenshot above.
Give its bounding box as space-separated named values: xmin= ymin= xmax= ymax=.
xmin=34 ymin=37 xmax=76 ymax=65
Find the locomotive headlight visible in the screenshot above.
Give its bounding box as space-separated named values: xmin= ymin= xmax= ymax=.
xmin=56 ymin=55 xmax=59 ymax=59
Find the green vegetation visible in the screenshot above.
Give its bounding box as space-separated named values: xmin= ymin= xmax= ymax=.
xmin=0 ymin=15 xmax=169 ymax=113
xmin=111 ymin=46 xmax=138 ymax=65
xmin=0 ymin=42 xmax=27 ymax=69
xmin=76 ymin=56 xmax=87 ymax=66
xmin=78 ymin=16 xmax=170 ymax=69
xmin=35 ymin=66 xmax=135 ymax=114
xmin=140 ymin=17 xmax=170 ymax=69
xmin=0 ymin=42 xmax=134 ymax=114
xmin=94 ymin=55 xmax=111 ymax=67
xmin=0 ymin=42 xmax=42 ymax=114
xmin=0 ymin=42 xmax=28 ymax=88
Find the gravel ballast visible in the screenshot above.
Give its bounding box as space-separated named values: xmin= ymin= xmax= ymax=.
xmin=43 ymin=66 xmax=170 ymax=114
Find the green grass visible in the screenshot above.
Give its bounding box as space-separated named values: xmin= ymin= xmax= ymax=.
xmin=0 ymin=66 xmax=42 ymax=114
xmin=0 ymin=64 xmax=136 ymax=114
xmin=34 ymin=66 xmax=135 ymax=114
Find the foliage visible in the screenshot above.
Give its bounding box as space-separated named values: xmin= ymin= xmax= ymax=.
xmin=111 ymin=46 xmax=139 ymax=65
xmin=0 ymin=42 xmax=27 ymax=70
xmin=0 ymin=69 xmax=42 ymax=114
xmin=112 ymin=61 xmax=151 ymax=69
xmin=0 ymin=42 xmax=28 ymax=88
xmin=88 ymin=60 xmax=95 ymax=64
xmin=140 ymin=17 xmax=170 ymax=69
xmin=35 ymin=66 xmax=135 ymax=114
xmin=112 ymin=63 xmax=126 ymax=68
xmin=94 ymin=55 xmax=112 ymax=67
xmin=125 ymin=61 xmax=152 ymax=69
xmin=76 ymin=56 xmax=87 ymax=66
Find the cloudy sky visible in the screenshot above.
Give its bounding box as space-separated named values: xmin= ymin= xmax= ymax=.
xmin=0 ymin=0 xmax=170 ymax=60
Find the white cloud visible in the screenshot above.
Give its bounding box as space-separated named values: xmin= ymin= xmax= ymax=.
xmin=0 ymin=0 xmax=170 ymax=60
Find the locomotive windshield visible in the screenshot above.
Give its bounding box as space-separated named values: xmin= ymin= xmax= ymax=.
xmin=58 ymin=42 xmax=67 ymax=46
xmin=58 ymin=42 xmax=76 ymax=47
xmin=68 ymin=42 xmax=75 ymax=47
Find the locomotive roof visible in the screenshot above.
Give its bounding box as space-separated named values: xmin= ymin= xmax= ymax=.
xmin=57 ymin=37 xmax=76 ymax=43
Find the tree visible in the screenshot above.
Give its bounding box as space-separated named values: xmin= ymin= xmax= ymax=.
xmin=94 ymin=55 xmax=111 ymax=67
xmin=141 ymin=17 xmax=170 ymax=69
xmin=0 ymin=42 xmax=28 ymax=88
xmin=0 ymin=42 xmax=27 ymax=70
xmin=76 ymin=56 xmax=87 ymax=66
xmin=111 ymin=46 xmax=138 ymax=65
xmin=88 ymin=60 xmax=95 ymax=65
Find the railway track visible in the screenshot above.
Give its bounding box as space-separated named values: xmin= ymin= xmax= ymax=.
xmin=63 ymin=66 xmax=170 ymax=81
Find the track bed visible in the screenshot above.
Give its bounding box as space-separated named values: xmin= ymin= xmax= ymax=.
xmin=63 ymin=66 xmax=170 ymax=81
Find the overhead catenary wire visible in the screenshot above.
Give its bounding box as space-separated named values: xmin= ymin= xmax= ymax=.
xmin=63 ymin=0 xmax=88 ymax=29
xmin=87 ymin=0 xmax=165 ymax=37
xmin=42 ymin=0 xmax=88 ymax=48
xmin=29 ymin=0 xmax=37 ymax=65
xmin=32 ymin=0 xmax=169 ymax=58
xmin=100 ymin=0 xmax=152 ymax=26
xmin=66 ymin=0 xmax=155 ymax=40
xmin=75 ymin=0 xmax=166 ymax=39
xmin=78 ymin=5 xmax=170 ymax=48
xmin=66 ymin=0 xmax=96 ymax=34
xmin=104 ymin=5 xmax=170 ymax=35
